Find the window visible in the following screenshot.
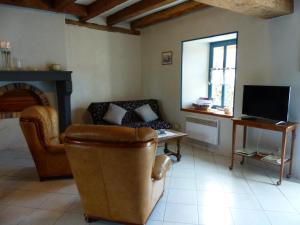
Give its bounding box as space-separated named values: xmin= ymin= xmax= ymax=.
xmin=181 ymin=32 xmax=238 ymax=117
xmin=208 ymin=39 xmax=237 ymax=108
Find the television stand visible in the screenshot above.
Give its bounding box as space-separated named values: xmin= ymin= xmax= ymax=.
xmin=276 ymin=121 xmax=287 ymax=125
xmin=229 ymin=118 xmax=297 ymax=185
xmin=241 ymin=116 xmax=257 ymax=120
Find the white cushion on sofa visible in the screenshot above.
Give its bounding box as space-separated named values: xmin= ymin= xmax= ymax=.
xmin=135 ymin=104 xmax=158 ymax=122
xmin=103 ymin=103 xmax=127 ymax=125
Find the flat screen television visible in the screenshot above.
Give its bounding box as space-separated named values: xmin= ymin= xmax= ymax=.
xmin=242 ymin=85 xmax=291 ymax=122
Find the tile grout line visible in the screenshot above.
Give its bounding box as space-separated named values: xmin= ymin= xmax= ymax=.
xmin=193 ymin=147 xmax=200 ymax=225
xmin=258 ymin=161 xmax=300 ymax=215
xmin=243 ymin=173 xmax=273 ymax=225
xmin=212 ymin=152 xmax=236 ymax=225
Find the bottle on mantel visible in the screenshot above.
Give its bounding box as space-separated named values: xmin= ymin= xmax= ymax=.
xmin=0 ymin=41 xmax=12 ymax=70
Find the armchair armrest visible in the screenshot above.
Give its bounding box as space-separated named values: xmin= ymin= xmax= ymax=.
xmin=152 ymin=155 xmax=172 ymax=180
xmin=59 ymin=133 xmax=66 ymax=143
xmin=46 ymin=144 xmax=65 ymax=154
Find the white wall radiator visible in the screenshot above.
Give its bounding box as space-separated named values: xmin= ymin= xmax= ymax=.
xmin=185 ymin=117 xmax=219 ymax=145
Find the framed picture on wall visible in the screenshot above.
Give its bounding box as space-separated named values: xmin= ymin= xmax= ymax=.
xmin=161 ymin=51 xmax=173 ymax=65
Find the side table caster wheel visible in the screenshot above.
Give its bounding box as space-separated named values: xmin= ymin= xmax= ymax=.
xmin=84 ymin=215 xmax=97 ymax=223
xmin=229 ymin=166 xmax=233 ymax=170
xmin=177 ymin=154 xmax=182 ymax=162
xmin=286 ymin=174 xmax=292 ymax=179
xmin=276 ymin=181 xmax=281 ymax=186
xmin=240 ymin=158 xmax=245 ymax=165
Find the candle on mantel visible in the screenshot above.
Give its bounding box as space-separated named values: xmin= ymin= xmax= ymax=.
xmin=0 ymin=41 xmax=6 ymax=49
xmin=6 ymin=42 xmax=11 ymax=49
xmin=0 ymin=41 xmax=11 ymax=50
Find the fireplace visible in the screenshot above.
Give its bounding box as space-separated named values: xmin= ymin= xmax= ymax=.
xmin=0 ymin=83 xmax=50 ymax=119
xmin=0 ymin=71 xmax=72 ymax=131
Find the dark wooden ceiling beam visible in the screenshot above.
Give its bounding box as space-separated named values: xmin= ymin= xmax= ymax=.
xmin=81 ymin=0 xmax=128 ymax=22
xmin=54 ymin=0 xmax=75 ymax=10
xmin=66 ymin=19 xmax=140 ymax=36
xmin=107 ymin=0 xmax=177 ymax=26
xmin=131 ymin=0 xmax=208 ymax=29
xmin=0 ymin=0 xmax=88 ymax=17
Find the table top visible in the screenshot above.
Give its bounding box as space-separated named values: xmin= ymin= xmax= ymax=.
xmin=157 ymin=129 xmax=187 ymax=142
xmin=232 ymin=118 xmax=297 ymax=132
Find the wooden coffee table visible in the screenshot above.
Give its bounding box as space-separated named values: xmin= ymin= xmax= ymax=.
xmin=157 ymin=129 xmax=187 ymax=161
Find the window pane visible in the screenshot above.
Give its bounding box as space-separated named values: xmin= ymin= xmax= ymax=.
xmin=211 ymin=70 xmax=223 ymax=106
xmin=226 ymin=45 xmax=236 ymax=69
xmin=224 ymin=69 xmax=235 ymax=108
xmin=224 ymin=44 xmax=236 ymax=108
xmin=212 ymin=46 xmax=224 ymax=69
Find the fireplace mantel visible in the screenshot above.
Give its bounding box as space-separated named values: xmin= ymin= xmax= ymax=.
xmin=0 ymin=71 xmax=72 ymax=132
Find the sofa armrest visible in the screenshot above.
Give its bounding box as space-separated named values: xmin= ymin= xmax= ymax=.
xmin=152 ymin=155 xmax=172 ymax=180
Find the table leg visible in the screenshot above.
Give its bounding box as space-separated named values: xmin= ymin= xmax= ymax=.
xmin=164 ymin=142 xmax=169 ymax=154
xmin=241 ymin=126 xmax=247 ymax=165
xmin=240 ymin=157 xmax=245 ymax=165
xmin=287 ymin=129 xmax=296 ymax=178
xmin=229 ymin=122 xmax=236 ymax=170
xmin=176 ymin=139 xmax=182 ymax=162
xmin=163 ymin=140 xmax=181 ymax=161
xmin=277 ymin=131 xmax=287 ymax=185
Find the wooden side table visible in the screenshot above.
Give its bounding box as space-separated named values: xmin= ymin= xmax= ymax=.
xmin=230 ymin=118 xmax=297 ymax=185
xmin=157 ymin=129 xmax=187 ymax=161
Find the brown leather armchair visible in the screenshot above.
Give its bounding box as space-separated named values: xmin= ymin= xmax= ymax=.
xmin=19 ymin=106 xmax=72 ymax=181
xmin=64 ymin=125 xmax=172 ymax=225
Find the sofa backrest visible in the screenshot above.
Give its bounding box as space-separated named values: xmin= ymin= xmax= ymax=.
xmin=88 ymin=99 xmax=160 ymax=125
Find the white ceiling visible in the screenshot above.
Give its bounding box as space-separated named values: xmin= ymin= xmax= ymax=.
xmin=74 ymin=0 xmax=188 ymax=23
xmin=100 ymin=0 xmax=141 ymax=17
xmin=75 ymin=0 xmax=96 ymax=5
xmin=127 ymin=0 xmax=186 ymax=22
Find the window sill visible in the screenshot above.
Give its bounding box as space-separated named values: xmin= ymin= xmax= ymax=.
xmin=181 ymin=107 xmax=233 ymax=119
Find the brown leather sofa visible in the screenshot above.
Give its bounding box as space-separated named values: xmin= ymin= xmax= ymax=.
xmin=64 ymin=125 xmax=172 ymax=225
xmin=19 ymin=106 xmax=72 ymax=181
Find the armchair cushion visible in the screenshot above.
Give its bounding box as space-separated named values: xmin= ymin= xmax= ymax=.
xmin=152 ymin=155 xmax=172 ymax=180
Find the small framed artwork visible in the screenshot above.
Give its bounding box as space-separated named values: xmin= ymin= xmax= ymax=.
xmin=161 ymin=51 xmax=173 ymax=65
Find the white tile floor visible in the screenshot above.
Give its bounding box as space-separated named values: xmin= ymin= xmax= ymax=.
xmin=1 ymin=144 xmax=300 ymax=225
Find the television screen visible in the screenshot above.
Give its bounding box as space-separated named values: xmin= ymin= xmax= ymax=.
xmin=242 ymin=85 xmax=291 ymax=121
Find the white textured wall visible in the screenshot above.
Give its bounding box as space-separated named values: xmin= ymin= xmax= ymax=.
xmin=0 ymin=5 xmax=67 ymax=69
xmin=65 ymin=25 xmax=142 ymax=123
xmin=141 ymin=2 xmax=300 ymax=178
xmin=182 ymin=41 xmax=209 ymax=108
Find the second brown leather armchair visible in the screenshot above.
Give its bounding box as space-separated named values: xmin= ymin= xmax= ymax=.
xmin=20 ymin=106 xmax=72 ymax=181
xmin=65 ymin=125 xmax=172 ymax=225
